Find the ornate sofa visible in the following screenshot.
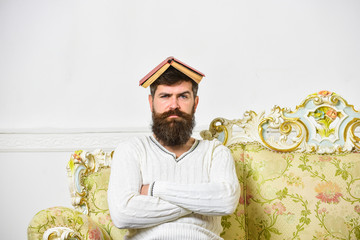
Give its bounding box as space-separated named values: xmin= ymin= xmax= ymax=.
xmin=28 ymin=91 xmax=360 ymax=240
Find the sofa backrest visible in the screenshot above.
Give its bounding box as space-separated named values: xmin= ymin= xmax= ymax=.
xmin=201 ymin=90 xmax=360 ymax=239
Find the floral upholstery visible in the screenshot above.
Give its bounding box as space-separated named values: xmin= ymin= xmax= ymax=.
xmin=221 ymin=143 xmax=246 ymax=239
xmin=218 ymin=141 xmax=360 ymax=239
xmin=243 ymin=143 xmax=360 ymax=239
xmin=218 ymin=143 xmax=360 ymax=240
xmin=83 ymin=168 xmax=128 ymax=239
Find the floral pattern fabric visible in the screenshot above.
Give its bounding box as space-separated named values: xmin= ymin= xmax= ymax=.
xmin=83 ymin=168 xmax=128 ymax=239
xmin=223 ymin=143 xmax=360 ymax=240
xmin=220 ymin=143 xmax=247 ymax=239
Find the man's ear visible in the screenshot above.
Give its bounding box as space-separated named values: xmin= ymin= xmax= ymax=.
xmin=148 ymin=95 xmax=153 ymax=112
xmin=194 ymin=96 xmax=199 ymax=112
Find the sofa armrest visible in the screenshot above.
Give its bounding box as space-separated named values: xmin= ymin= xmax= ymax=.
xmin=28 ymin=206 xmax=111 ymax=240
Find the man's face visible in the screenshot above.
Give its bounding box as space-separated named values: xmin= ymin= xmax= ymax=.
xmin=149 ymin=81 xmax=199 ymax=146
xmin=149 ymin=81 xmax=199 ymax=117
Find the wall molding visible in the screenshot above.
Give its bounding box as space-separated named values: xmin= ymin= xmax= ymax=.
xmin=0 ymin=128 xmax=203 ymax=152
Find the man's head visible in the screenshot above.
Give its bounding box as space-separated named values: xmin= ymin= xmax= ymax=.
xmin=148 ymin=67 xmax=199 ymax=146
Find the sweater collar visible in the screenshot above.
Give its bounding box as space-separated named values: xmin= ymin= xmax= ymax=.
xmin=149 ymin=136 xmax=200 ymax=162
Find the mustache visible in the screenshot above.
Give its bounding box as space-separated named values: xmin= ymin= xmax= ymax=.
xmin=157 ymin=109 xmax=191 ymax=119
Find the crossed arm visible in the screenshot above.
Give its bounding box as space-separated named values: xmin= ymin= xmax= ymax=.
xmin=107 ymin=141 xmax=240 ymax=229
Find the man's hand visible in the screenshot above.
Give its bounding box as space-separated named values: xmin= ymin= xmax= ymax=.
xmin=140 ymin=184 xmax=149 ymax=195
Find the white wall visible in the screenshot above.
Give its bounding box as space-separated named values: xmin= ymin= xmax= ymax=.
xmin=1 ymin=0 xmax=360 ymax=239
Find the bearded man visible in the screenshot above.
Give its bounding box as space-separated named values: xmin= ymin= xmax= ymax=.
xmin=108 ymin=60 xmax=240 ymax=240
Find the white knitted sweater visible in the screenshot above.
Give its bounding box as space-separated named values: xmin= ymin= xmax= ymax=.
xmin=108 ymin=136 xmax=240 ymax=240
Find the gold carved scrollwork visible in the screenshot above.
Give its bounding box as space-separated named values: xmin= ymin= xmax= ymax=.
xmin=84 ymin=152 xmax=96 ymax=173
xmin=329 ymin=94 xmax=340 ymax=105
xmin=312 ymin=96 xmax=323 ymax=105
xmin=311 ymin=93 xmax=339 ymax=106
xmin=345 ymin=118 xmax=360 ymax=150
xmin=200 ymin=117 xmax=229 ymax=145
xmin=258 ymin=108 xmax=308 ymax=152
xmin=43 ymin=227 xmax=82 ymax=240
xmin=200 ymin=111 xmax=266 ymax=146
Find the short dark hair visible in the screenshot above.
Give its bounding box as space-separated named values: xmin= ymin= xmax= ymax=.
xmin=150 ymin=66 xmax=198 ymax=98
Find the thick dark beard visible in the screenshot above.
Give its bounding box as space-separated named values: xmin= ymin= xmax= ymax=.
xmin=151 ymin=108 xmax=195 ymax=146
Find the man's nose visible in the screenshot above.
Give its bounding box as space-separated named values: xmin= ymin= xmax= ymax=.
xmin=169 ymin=97 xmax=179 ymax=110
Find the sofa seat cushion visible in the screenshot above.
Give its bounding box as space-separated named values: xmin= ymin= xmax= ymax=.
xmin=243 ymin=143 xmax=360 ymax=239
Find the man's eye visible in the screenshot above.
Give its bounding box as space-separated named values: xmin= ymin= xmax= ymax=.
xmin=160 ymin=95 xmax=169 ymax=98
xmin=179 ymin=95 xmax=188 ymax=99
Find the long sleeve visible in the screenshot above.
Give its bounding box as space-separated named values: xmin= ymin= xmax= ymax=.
xmin=107 ymin=139 xmax=191 ymax=229
xmin=150 ymin=142 xmax=240 ymax=216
